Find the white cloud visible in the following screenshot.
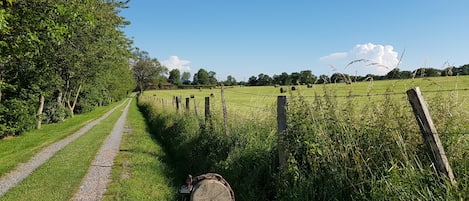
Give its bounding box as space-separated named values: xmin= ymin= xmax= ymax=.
xmin=161 ymin=56 xmax=191 ymax=72
xmin=320 ymin=52 xmax=348 ymax=61
xmin=320 ymin=43 xmax=400 ymax=75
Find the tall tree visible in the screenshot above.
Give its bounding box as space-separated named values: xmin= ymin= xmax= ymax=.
xmin=132 ymin=50 xmax=165 ymax=94
xmin=168 ymin=69 xmax=181 ymax=85
xmin=181 ymin=71 xmax=191 ymax=84
xmin=194 ymin=68 xmax=210 ymax=85
xmin=300 ymin=70 xmax=316 ymax=84
xmin=208 ymin=71 xmax=217 ymax=85
xmin=224 ymin=75 xmax=236 ymax=86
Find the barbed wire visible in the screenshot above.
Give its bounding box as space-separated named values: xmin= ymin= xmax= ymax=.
xmin=223 ymin=89 xmax=279 ymax=97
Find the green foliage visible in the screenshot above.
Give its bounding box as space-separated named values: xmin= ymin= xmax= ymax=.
xmin=0 ymin=0 xmax=134 ymax=135
xmin=0 ymin=98 xmax=35 ymax=137
xmin=42 ymin=101 xmax=68 ymax=123
xmin=168 ymin=68 xmax=181 ymax=85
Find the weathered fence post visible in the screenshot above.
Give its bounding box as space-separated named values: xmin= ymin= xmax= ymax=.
xmin=193 ymin=98 xmax=199 ymax=118
xmin=406 ymin=87 xmax=456 ymax=185
xmin=176 ymin=96 xmax=180 ymax=111
xmin=221 ymin=84 xmax=229 ymax=135
xmin=205 ymin=97 xmax=211 ymax=125
xmin=186 ymin=98 xmax=190 ymax=111
xmin=277 ymin=96 xmax=288 ymax=169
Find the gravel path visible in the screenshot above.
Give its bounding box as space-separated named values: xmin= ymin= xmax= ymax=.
xmin=0 ymin=100 xmax=128 ymax=197
xmin=71 ymin=99 xmax=132 ymax=201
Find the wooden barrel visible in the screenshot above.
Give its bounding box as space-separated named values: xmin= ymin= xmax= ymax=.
xmin=190 ymin=173 xmax=235 ymax=201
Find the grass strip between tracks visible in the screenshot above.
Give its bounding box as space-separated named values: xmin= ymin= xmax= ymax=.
xmin=103 ymin=98 xmax=177 ymax=201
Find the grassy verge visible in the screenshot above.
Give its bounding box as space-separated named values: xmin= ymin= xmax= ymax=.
xmin=0 ymin=100 xmax=125 ymax=177
xmin=103 ymin=98 xmax=177 ymax=201
xmin=0 ymin=101 xmax=126 ymax=201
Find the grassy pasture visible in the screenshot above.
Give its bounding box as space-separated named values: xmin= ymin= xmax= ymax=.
xmin=145 ymin=76 xmax=469 ymax=120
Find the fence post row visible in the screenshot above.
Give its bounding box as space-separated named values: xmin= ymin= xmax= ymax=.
xmin=406 ymin=87 xmax=456 ymax=185
xmin=277 ymin=96 xmax=288 ymax=169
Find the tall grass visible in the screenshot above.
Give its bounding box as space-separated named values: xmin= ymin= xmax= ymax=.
xmin=139 ymin=79 xmax=469 ymax=200
xmin=138 ymin=96 xmax=278 ymax=201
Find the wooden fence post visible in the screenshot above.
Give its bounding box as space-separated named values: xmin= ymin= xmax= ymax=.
xmin=277 ymin=96 xmax=288 ymax=169
xmin=205 ymin=97 xmax=211 ymax=125
xmin=186 ymin=98 xmax=190 ymax=111
xmin=176 ymin=96 xmax=180 ymax=111
xmin=406 ymin=87 xmax=456 ymax=185
xmin=221 ymin=84 xmax=229 ymax=135
xmin=193 ymin=98 xmax=199 ymax=118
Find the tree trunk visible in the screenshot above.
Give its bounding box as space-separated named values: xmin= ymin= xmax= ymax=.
xmin=139 ymin=81 xmax=144 ymax=95
xmin=57 ymin=91 xmax=62 ymax=104
xmin=66 ymin=85 xmax=81 ymax=118
xmin=36 ymin=95 xmax=45 ymax=129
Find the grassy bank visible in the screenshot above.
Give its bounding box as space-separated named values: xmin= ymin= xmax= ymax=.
xmin=104 ymin=98 xmax=177 ymax=201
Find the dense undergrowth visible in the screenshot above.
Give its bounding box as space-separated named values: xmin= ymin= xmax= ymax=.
xmin=138 ymin=84 xmax=469 ymax=201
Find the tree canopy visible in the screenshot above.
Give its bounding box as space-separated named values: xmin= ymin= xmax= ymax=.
xmin=0 ymin=0 xmax=135 ymax=137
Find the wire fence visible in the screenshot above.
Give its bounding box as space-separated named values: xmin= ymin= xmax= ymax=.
xmin=141 ymin=86 xmax=469 ymax=136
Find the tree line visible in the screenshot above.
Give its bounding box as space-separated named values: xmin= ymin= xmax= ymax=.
xmin=0 ymin=0 xmax=135 ymax=138
xmin=135 ymin=63 xmax=469 ymax=90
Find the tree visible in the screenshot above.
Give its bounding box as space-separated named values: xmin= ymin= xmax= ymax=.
xmin=290 ymin=72 xmax=301 ymax=85
xmin=316 ymin=75 xmax=329 ymax=84
xmin=194 ymin=68 xmax=210 ymax=85
xmin=248 ymin=76 xmax=257 ymax=86
xmin=385 ymin=68 xmax=401 ymax=79
xmin=132 ymin=50 xmax=165 ymax=94
xmin=1 ymin=0 xmax=134 ymax=136
xmin=224 ymin=75 xmax=236 ymax=86
xmin=168 ymin=69 xmax=181 ymax=85
xmin=300 ymin=70 xmax=316 ymax=84
xmin=181 ymin=71 xmax=191 ymax=84
xmin=257 ymin=73 xmax=272 ymax=86
xmin=273 ymin=72 xmax=289 ymax=85
xmin=208 ymin=71 xmax=217 ymax=85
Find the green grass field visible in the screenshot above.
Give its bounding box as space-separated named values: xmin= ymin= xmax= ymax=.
xmin=144 ymin=76 xmax=469 ymax=123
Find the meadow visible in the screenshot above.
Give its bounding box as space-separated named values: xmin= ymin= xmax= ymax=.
xmin=139 ymin=76 xmax=469 ymax=200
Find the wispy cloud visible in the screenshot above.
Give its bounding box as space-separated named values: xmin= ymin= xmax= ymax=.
xmin=320 ymin=52 xmax=348 ymax=61
xmin=161 ymin=56 xmax=191 ymax=72
xmin=320 ymin=43 xmax=400 ymax=75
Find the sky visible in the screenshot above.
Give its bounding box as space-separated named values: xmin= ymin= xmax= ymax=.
xmin=120 ymin=0 xmax=469 ymax=81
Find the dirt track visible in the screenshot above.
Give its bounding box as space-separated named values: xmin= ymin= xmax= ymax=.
xmin=0 ymin=99 xmax=131 ymax=200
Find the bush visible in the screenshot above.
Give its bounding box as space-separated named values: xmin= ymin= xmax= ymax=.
xmin=0 ymin=99 xmax=36 ymax=137
xmin=42 ymin=101 xmax=69 ymax=123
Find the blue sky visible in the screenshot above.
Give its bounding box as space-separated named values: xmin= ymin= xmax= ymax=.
xmin=120 ymin=1 xmax=469 ymax=81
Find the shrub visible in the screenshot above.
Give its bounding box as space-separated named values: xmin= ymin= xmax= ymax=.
xmin=0 ymin=98 xmax=36 ymax=137
xmin=42 ymin=101 xmax=68 ymax=123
